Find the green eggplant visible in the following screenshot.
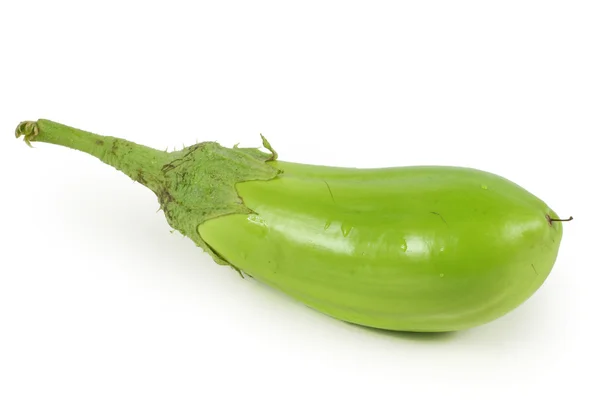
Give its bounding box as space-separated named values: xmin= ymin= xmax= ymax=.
xmin=15 ymin=119 xmax=570 ymax=332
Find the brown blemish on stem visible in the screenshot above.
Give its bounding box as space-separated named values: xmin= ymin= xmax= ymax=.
xmin=136 ymin=169 xmax=147 ymax=185
xmin=110 ymin=140 xmax=119 ymax=156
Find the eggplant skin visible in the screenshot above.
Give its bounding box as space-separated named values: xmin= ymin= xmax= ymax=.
xmin=199 ymin=161 xmax=563 ymax=332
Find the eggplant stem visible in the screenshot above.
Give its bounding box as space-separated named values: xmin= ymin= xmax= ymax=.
xmin=546 ymin=215 xmax=573 ymax=225
xmin=15 ymin=119 xmax=171 ymax=193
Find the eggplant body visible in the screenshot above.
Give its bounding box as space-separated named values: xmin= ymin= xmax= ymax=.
xmin=199 ymin=161 xmax=562 ymax=332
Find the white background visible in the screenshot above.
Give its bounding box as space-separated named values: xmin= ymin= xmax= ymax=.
xmin=1 ymin=1 xmax=598 ymax=399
